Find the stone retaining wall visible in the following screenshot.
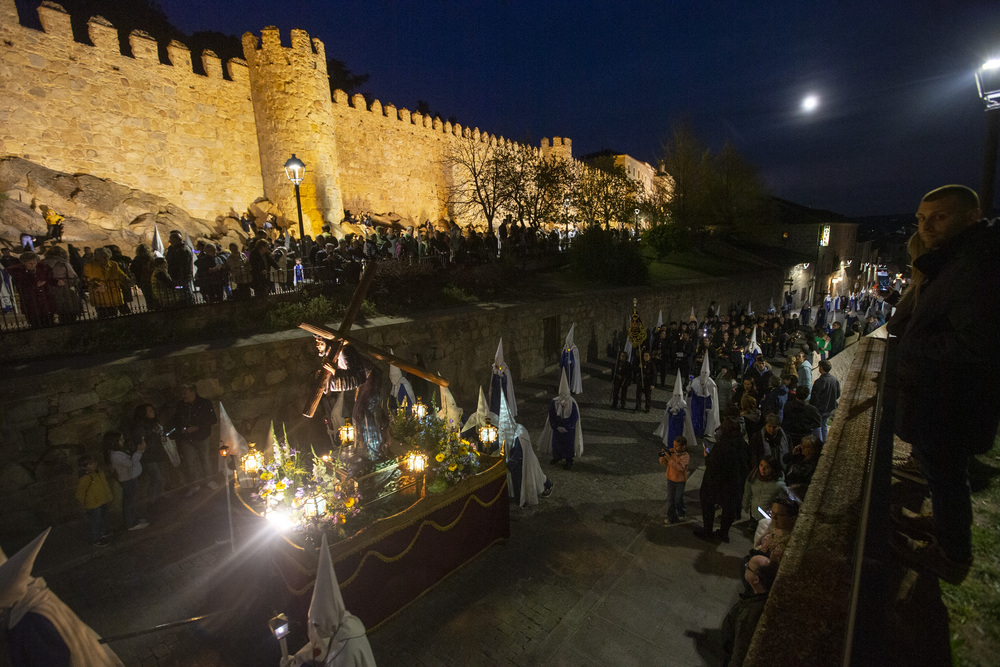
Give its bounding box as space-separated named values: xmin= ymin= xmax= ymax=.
xmin=0 ymin=272 xmax=783 ymax=533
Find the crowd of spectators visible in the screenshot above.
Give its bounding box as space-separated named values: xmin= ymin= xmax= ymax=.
xmin=636 ymin=298 xmax=857 ymax=665
xmin=1 ymin=211 xmax=577 ymax=329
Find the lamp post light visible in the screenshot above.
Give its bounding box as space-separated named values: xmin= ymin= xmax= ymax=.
xmin=563 ymin=196 xmax=570 ymax=235
xmin=284 ymin=154 xmax=307 ymax=244
xmin=976 ymin=57 xmax=1000 ymax=215
xmin=634 ymin=207 xmax=640 ymax=231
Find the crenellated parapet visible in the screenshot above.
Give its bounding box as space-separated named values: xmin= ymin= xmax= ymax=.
xmin=0 ymin=0 xmax=574 ymax=232
xmin=242 ymin=26 xmax=343 ymax=234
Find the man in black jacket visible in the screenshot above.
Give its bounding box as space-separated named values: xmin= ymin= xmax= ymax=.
xmin=782 ymin=386 xmax=823 ymax=448
xmin=171 ymin=384 xmax=217 ymax=496
xmin=890 ymin=185 xmax=1000 ymax=584
xmin=810 ymin=360 xmax=841 ymax=442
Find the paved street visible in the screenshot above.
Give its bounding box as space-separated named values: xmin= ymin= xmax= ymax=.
xmin=16 ymin=358 xmax=758 ymax=666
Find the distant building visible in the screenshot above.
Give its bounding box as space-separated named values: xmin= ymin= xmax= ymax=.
xmin=579 ymin=149 xmax=659 ymax=199
xmin=765 ymin=198 xmax=864 ymax=307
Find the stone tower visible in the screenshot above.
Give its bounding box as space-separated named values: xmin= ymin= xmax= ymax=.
xmin=242 ymin=27 xmax=343 ymax=236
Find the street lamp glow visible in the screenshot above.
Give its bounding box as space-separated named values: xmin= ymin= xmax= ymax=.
xmin=801 ymin=94 xmax=819 ymax=113
xmin=983 ymin=58 xmax=1000 ymax=71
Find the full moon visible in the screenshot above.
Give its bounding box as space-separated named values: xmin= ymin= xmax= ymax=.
xmin=802 ymin=94 xmax=820 ymax=113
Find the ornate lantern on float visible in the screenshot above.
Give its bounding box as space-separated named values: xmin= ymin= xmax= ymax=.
xmin=406 ymin=451 xmax=428 ymax=474
xmin=338 ymin=419 xmax=355 ymax=446
xmin=413 ymin=398 xmax=428 ymax=420
xmin=479 ymin=418 xmax=498 ymax=451
xmin=303 ymin=490 xmax=327 ymax=519
xmin=241 ymin=444 xmax=264 ymax=490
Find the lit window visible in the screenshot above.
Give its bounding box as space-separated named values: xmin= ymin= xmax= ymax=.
xmin=819 ymin=225 xmax=831 ymax=247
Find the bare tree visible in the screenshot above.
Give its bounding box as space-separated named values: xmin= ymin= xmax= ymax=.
xmin=503 ymin=145 xmax=574 ymax=229
xmin=571 ymin=162 xmax=640 ymax=230
xmin=444 ymin=132 xmax=509 ymax=234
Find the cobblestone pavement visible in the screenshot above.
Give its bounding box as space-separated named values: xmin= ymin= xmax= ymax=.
xmin=12 ymin=358 xmax=761 ymax=666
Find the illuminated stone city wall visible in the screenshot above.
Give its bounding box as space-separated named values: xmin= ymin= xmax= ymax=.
xmin=0 ymin=0 xmax=263 ymax=222
xmin=0 ymin=0 xmax=573 ymax=235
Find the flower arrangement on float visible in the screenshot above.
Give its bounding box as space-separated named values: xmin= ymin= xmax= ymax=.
xmin=245 ymin=436 xmax=362 ymax=536
xmin=388 ymin=403 xmax=482 ymax=493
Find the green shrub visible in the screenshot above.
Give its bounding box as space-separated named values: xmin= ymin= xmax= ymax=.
xmin=643 ymin=223 xmax=693 ymax=259
xmin=570 ymin=226 xmax=649 ymax=285
xmin=266 ymin=296 xmax=335 ymax=330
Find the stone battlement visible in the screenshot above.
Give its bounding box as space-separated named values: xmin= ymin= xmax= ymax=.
xmin=0 ymin=0 xmax=574 ymax=235
xmin=8 ymin=0 xmax=250 ymax=84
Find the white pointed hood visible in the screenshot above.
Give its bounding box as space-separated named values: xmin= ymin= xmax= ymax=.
xmin=555 ymin=369 xmax=573 ymax=418
xmin=769 ymin=297 xmax=775 ymax=312
xmin=308 ymin=533 xmax=347 ymax=644
xmin=0 ymin=528 xmax=49 ymax=611
xmin=564 ymin=324 xmax=576 ymax=350
xmin=494 ymin=338 xmax=506 ymax=369
xmin=689 ymin=306 xmax=697 ymax=322
xmin=497 ymin=383 xmax=522 ymax=453
xmin=747 ymin=300 xmax=753 ymax=316
xmin=667 ymin=370 xmax=687 ymax=412
xmin=438 ymin=385 xmax=463 ymax=426
xmin=462 ymin=386 xmax=491 ymax=433
xmin=700 ymin=353 xmax=711 ymax=384
xmin=748 ymin=326 xmax=762 ymax=355
xmin=656 ymin=310 xmax=663 ymax=329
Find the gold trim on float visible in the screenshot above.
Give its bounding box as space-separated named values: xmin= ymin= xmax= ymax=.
xmin=270 ymin=477 xmax=509 ymax=594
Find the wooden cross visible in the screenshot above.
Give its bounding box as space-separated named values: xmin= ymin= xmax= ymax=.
xmin=301 ymin=263 xmax=448 ymax=417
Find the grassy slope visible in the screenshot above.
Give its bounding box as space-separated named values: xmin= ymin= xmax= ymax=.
xmin=944 ymin=436 xmax=1000 ymax=666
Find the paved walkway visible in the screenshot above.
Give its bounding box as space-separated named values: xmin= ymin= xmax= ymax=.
xmin=11 ymin=359 xmax=760 ymax=666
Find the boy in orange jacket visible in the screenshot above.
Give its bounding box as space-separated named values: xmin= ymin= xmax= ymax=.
xmin=660 ymin=436 xmax=691 ymax=524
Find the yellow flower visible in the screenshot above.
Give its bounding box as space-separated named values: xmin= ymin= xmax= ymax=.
xmin=260 ymin=472 xmax=272 ymax=481
xmin=435 ymin=453 xmax=445 ymax=462
xmin=276 ymin=482 xmax=285 ymax=490
xmin=345 ymin=497 xmax=355 ymax=508
xmin=335 ymin=513 xmax=346 ymax=524
xmin=459 ymin=447 xmax=468 ymax=456
xmin=448 ymin=463 xmax=457 ymax=471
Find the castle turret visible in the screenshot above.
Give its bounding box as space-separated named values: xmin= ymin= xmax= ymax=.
xmin=242 ymin=27 xmax=343 ymax=235
xmin=540 ymin=137 xmax=573 ymax=162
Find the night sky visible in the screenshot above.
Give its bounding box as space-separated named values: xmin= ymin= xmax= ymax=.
xmin=157 ymin=0 xmax=1000 ymax=217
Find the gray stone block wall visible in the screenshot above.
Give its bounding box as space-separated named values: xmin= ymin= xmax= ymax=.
xmin=0 ymin=272 xmax=782 ymax=532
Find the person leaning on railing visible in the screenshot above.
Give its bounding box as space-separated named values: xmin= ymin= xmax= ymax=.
xmin=43 ymin=245 xmax=81 ymax=324
xmin=83 ymin=247 xmax=127 ymax=319
xmin=6 ymin=251 xmax=55 ymax=327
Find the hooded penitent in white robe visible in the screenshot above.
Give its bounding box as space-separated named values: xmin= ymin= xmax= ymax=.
xmin=488 ymin=338 xmax=518 ymax=418
xmin=388 ymin=362 xmax=415 ymax=414
xmin=536 ymin=369 xmax=584 ymax=461
xmin=284 ymin=534 xmax=376 ymax=667
xmin=558 ymin=324 xmax=583 ymax=395
xmin=1 ymin=528 xmax=124 ymax=666
xmin=744 ymin=325 xmax=763 ymax=372
xmin=437 ymin=385 xmax=463 ymax=427
xmin=688 ymin=355 xmax=720 ymax=440
xmin=654 ymin=371 xmax=698 ymax=449
xmin=498 ymin=387 xmax=547 ymax=507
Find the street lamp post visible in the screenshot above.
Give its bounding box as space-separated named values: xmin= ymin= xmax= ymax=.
xmin=563 ymin=196 xmax=570 ymax=234
xmin=284 ymin=154 xmax=306 ymax=243
xmin=976 ymin=58 xmax=1000 ymax=216
xmin=634 ymin=208 xmax=640 ymax=234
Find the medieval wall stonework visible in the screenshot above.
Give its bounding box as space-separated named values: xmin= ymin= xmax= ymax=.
xmin=0 ymin=0 xmax=573 ymax=236
xmin=0 ymin=0 xmax=263 ymax=222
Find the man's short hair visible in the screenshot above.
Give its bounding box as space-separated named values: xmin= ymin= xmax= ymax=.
xmin=765 ymin=413 xmax=782 ymax=428
xmin=922 ymin=184 xmax=980 ymax=211
xmin=795 ymin=386 xmax=810 ymax=401
xmin=756 ymin=559 xmax=780 ymax=590
xmin=819 ymin=360 xmax=832 ymax=373
xmin=800 ymin=345 xmax=810 ymax=355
